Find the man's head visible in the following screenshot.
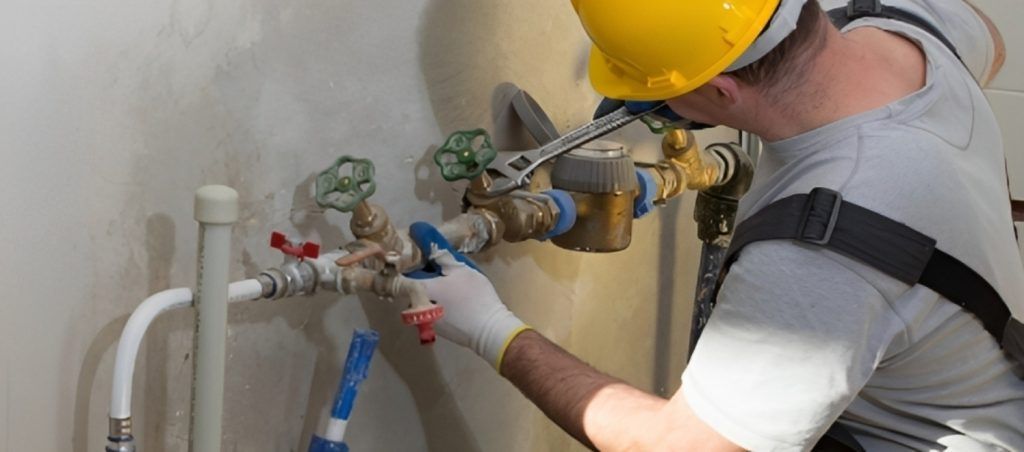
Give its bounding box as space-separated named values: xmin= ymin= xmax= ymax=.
xmin=574 ymin=0 xmax=833 ymax=131
xmin=666 ymin=0 xmax=830 ymax=128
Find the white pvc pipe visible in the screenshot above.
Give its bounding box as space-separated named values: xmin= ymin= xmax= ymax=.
xmin=108 ymin=280 xmax=264 ymax=420
xmin=109 ymin=287 xmax=192 ymax=419
xmin=190 ymin=185 xmax=238 ymax=452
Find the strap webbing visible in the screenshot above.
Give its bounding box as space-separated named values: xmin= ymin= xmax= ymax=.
xmin=827 ymin=0 xmax=963 ymax=64
xmin=724 ymin=188 xmax=1013 ymax=342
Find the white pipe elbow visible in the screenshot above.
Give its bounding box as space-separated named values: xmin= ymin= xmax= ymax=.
xmin=109 ymin=287 xmax=193 ymax=420
xmin=109 ymin=279 xmax=265 ymax=420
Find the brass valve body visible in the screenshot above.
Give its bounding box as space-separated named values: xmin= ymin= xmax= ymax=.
xmin=549 ymin=141 xmax=637 ymax=253
xmin=349 ymin=202 xmax=422 ymax=271
xmin=551 ymin=191 xmax=633 ymax=252
xmin=464 ymin=173 xmax=560 ymax=245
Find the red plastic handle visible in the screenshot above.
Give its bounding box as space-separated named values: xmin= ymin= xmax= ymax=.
xmin=270 ymin=231 xmax=320 ymax=260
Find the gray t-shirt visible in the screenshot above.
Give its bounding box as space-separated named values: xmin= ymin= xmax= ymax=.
xmin=682 ymin=2 xmax=1024 ymax=451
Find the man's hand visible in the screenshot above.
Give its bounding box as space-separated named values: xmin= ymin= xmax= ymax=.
xmin=406 ymin=222 xmax=741 ymax=451
xmin=406 ymin=222 xmax=531 ymax=370
xmin=593 ymin=97 xmax=715 ymax=130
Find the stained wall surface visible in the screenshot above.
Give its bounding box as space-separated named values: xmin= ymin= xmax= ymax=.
xmin=0 ymin=1 xmax=733 ymax=451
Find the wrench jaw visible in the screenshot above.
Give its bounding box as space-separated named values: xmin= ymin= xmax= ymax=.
xmin=482 ymin=149 xmax=544 ymax=196
xmin=481 ymin=178 xmax=521 ymax=198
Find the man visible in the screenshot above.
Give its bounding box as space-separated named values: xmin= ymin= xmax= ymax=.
xmin=409 ymin=0 xmax=1024 ymax=449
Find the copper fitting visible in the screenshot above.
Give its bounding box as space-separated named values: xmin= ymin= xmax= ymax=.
xmin=438 ymin=210 xmax=504 ymax=253
xmin=551 ymin=190 xmax=633 ymax=252
xmin=640 ymin=129 xmax=732 ymax=205
xmin=663 ymin=128 xmax=723 ymax=192
xmin=347 ymin=202 xmax=422 ymax=271
xmin=464 ymin=173 xmax=561 ymax=244
xmin=349 ymin=202 xmax=392 ymax=243
xmin=481 ymin=192 xmax=559 ymax=243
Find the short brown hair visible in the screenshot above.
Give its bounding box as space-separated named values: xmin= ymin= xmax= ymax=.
xmin=727 ymin=1 xmax=829 ymax=96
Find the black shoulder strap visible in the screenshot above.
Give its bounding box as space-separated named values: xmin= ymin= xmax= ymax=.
xmin=723 ymin=188 xmax=1013 ymax=342
xmin=827 ymin=0 xmax=963 ymax=63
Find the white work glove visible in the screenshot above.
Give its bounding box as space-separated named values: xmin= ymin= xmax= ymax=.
xmin=407 ymin=222 xmax=531 ymax=370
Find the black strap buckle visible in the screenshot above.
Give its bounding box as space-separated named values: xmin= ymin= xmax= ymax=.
xmin=798 ymin=187 xmax=843 ymax=245
xmin=848 ymin=0 xmax=882 ymax=17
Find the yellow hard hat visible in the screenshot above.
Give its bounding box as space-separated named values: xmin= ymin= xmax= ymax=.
xmin=572 ymin=0 xmax=804 ymax=101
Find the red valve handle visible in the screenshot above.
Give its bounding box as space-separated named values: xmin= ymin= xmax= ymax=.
xmin=401 ymin=305 xmax=445 ymax=344
xmin=270 ymin=231 xmax=321 ymax=260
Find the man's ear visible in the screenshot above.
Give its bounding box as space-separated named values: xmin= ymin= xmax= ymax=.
xmin=705 ymin=75 xmax=741 ymax=106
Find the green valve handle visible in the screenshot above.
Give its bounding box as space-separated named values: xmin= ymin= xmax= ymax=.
xmin=434 ymin=129 xmax=497 ymax=181
xmin=315 ymin=156 xmax=377 ymax=212
xmin=640 ymin=115 xmax=675 ymax=134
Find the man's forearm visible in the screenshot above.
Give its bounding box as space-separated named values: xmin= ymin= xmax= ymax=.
xmin=498 ymin=330 xmax=666 ymax=450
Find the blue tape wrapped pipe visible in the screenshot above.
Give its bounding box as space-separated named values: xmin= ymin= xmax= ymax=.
xmin=332 ymin=329 xmax=378 ymax=420
xmin=309 ymin=329 xmax=379 ymax=452
xmin=541 ymin=189 xmax=577 ymax=240
xmin=634 ymin=170 xmax=658 ymax=219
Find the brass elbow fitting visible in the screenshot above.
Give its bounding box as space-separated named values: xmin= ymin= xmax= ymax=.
xmin=664 ymin=128 xmax=723 ymax=192
xmin=640 ymin=129 xmax=730 ymax=205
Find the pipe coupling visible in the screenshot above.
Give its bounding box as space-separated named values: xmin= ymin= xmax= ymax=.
xmin=258 ymin=261 xmax=318 ymax=299
xmin=106 ymin=417 xmax=135 ymax=452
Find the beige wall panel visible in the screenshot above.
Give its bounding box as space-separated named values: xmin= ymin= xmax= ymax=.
xmin=969 ymin=0 xmax=1022 ymax=92
xmin=986 ymin=90 xmax=1024 ymax=200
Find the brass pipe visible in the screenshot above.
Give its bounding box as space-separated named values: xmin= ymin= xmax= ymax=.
xmin=464 ymin=172 xmax=562 ymax=244
xmin=437 ymin=210 xmax=503 ymax=253
xmin=476 ymin=193 xmax=559 ymax=243
xmin=641 ymin=129 xmax=730 ymax=204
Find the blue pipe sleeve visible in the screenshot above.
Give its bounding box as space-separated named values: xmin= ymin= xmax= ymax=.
xmin=541 ymin=189 xmax=577 ymax=240
xmin=634 ymin=169 xmax=658 ymax=219
xmin=310 ymin=329 xmax=378 ymax=452
xmin=309 ymin=435 xmax=350 ymax=452
xmin=331 ymin=329 xmax=379 ymax=420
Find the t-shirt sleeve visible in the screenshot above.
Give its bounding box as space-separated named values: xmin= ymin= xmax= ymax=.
xmin=681 ymin=241 xmax=906 ymax=452
xmin=819 ymin=0 xmax=997 ymax=83
xmin=893 ymin=0 xmax=997 ymax=83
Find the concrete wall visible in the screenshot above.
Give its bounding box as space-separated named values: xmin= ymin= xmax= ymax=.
xmin=0 ymin=1 xmax=732 ymax=450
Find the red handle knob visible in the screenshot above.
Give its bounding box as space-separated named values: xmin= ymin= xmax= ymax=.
xmin=270 ymin=231 xmax=320 ymax=260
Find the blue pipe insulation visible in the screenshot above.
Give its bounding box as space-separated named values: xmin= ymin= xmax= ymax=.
xmin=332 ymin=329 xmax=379 ymax=420
xmin=634 ymin=169 xmax=658 ymax=219
xmin=309 ymin=329 xmax=379 ymax=452
xmin=541 ymin=189 xmax=577 ymax=240
xmin=309 ymin=435 xmax=350 ymax=452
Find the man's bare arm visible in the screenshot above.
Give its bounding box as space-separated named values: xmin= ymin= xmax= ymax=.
xmin=499 ymin=330 xmax=743 ymax=451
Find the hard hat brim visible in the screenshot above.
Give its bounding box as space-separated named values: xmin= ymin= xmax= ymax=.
xmin=585 ymin=0 xmax=780 ymax=101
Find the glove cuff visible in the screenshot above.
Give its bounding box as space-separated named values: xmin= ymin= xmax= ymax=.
xmin=477 ymin=312 xmax=530 ymax=371
xmin=492 ymin=325 xmax=532 ymax=372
